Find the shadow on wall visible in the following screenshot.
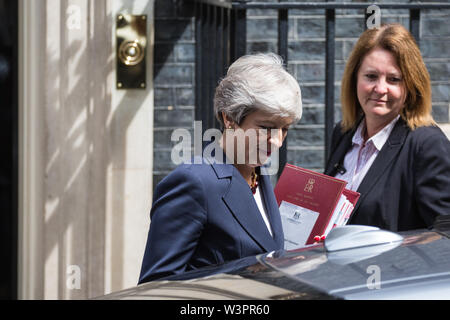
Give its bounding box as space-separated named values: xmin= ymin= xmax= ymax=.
xmin=0 ymin=0 xmax=17 ymax=300
xmin=152 ymin=0 xmax=196 ymax=189
xmin=42 ymin=0 xmax=154 ymax=299
xmin=153 ymin=0 xmax=195 ymax=78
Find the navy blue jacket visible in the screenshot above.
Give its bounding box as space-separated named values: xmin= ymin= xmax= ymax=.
xmin=139 ymin=157 xmax=284 ymax=284
xmin=324 ymin=117 xmax=450 ymax=231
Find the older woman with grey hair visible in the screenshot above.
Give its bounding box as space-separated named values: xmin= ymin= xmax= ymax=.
xmin=139 ymin=53 xmax=302 ymax=283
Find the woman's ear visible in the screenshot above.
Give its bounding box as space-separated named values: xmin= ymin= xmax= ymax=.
xmin=222 ymin=112 xmax=233 ymax=129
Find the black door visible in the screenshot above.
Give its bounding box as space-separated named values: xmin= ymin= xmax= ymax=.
xmin=0 ymin=0 xmax=18 ymax=300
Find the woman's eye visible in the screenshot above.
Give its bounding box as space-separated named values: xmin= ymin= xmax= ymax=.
xmin=365 ymin=74 xmax=377 ymax=80
xmin=389 ymin=77 xmax=402 ymax=83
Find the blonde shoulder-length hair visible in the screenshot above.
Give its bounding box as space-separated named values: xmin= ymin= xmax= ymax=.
xmin=340 ymin=23 xmax=435 ymax=131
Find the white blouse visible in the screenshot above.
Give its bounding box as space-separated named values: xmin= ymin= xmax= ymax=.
xmin=253 ymin=186 xmax=273 ymax=237
xmin=335 ymin=115 xmax=400 ymax=191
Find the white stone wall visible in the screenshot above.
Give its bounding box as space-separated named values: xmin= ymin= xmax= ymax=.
xmin=19 ymin=0 xmax=154 ymax=299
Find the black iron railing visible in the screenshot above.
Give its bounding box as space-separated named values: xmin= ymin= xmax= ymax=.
xmin=194 ymin=1 xmax=450 ymax=176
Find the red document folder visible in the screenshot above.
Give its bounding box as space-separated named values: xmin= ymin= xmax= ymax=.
xmin=275 ymin=163 xmax=360 ymax=246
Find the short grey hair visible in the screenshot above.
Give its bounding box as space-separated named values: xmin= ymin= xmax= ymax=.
xmin=214 ymin=52 xmax=302 ymax=129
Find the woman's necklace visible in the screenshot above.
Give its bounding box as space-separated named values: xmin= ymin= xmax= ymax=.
xmin=250 ymin=169 xmax=259 ymax=194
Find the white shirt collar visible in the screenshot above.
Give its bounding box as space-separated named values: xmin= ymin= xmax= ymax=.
xmin=352 ymin=115 xmax=400 ymax=151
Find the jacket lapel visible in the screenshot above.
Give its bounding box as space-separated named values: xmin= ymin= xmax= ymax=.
xmin=218 ymin=165 xmax=280 ymax=252
xmin=350 ymin=118 xmax=409 ymax=216
xmin=324 ymin=128 xmax=355 ymax=176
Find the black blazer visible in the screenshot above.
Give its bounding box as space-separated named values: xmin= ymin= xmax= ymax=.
xmin=324 ymin=117 xmax=450 ymax=231
xmin=139 ymin=157 xmax=284 ymax=284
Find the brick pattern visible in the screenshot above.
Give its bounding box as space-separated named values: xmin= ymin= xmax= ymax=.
xmin=153 ymin=0 xmax=196 ymax=188
xmin=153 ymin=0 xmax=450 ymax=184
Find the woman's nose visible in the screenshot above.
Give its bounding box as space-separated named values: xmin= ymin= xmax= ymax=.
xmin=374 ymin=78 xmax=388 ymax=95
xmin=269 ymin=129 xmax=284 ymax=148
